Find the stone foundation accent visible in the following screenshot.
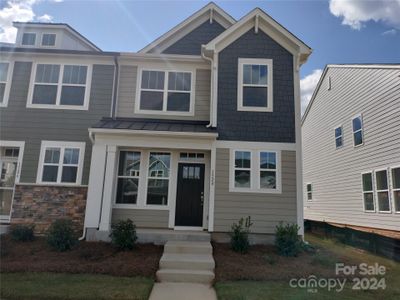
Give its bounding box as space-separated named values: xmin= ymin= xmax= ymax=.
xmin=11 ymin=184 xmax=87 ymax=234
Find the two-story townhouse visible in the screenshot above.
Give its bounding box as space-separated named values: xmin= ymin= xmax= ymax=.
xmin=302 ymin=64 xmax=400 ymax=234
xmin=1 ymin=3 xmax=312 ymax=243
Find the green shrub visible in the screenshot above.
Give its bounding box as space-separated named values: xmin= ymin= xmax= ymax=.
xmin=229 ymin=216 xmax=253 ymax=254
xmin=110 ymin=219 xmax=137 ymax=250
xmin=46 ymin=219 xmax=77 ymax=251
xmin=275 ymin=222 xmax=302 ymax=257
xmin=10 ymin=224 xmax=35 ymax=242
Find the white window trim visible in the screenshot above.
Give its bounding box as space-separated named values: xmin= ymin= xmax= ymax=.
xmin=36 ymin=141 xmax=85 ymax=185
xmin=306 ymin=183 xmax=313 ymax=201
xmin=361 ymin=171 xmax=375 ymax=213
xmin=21 ymin=32 xmax=37 ymax=47
xmin=390 ymin=165 xmax=400 ymax=213
xmin=374 ymin=168 xmax=391 ymax=214
xmin=237 ymin=58 xmax=273 ymax=112
xmin=27 ymin=62 xmax=92 ymax=110
xmin=352 ymin=113 xmax=364 ymax=148
xmin=0 ymin=61 xmax=14 ymax=107
xmin=135 ymin=67 xmax=195 ymax=116
xmin=229 ymin=149 xmax=281 ymax=194
xmin=334 ymin=125 xmax=343 ymax=149
xmin=41 ymin=33 xmax=57 ymax=47
xmin=113 ymin=149 xmax=172 ymax=210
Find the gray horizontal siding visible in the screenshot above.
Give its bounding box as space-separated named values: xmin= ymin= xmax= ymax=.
xmin=116 ymin=65 xmax=210 ymax=121
xmin=0 ymin=61 xmax=114 ymax=184
xmin=112 ymin=208 xmax=169 ymax=228
xmin=213 ymin=148 xmax=297 ymax=234
xmin=302 ymin=67 xmax=400 ymax=231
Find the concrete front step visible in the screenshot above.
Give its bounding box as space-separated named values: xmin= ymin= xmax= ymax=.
xmin=164 ymin=241 xmax=213 ymax=255
xmin=156 ymin=269 xmax=215 ymax=284
xmin=160 ymin=253 xmax=215 ymax=270
xmin=136 ymin=229 xmax=210 ymax=245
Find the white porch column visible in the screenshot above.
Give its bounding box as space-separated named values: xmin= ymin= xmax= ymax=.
xmin=99 ymin=145 xmax=117 ymax=232
xmin=84 ymin=144 xmax=107 ymax=228
xmin=208 ymin=142 xmax=216 ymax=231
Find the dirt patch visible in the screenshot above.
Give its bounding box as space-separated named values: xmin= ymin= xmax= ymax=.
xmin=1 ymin=236 xmax=162 ymax=278
xmin=213 ymin=242 xmax=356 ymax=282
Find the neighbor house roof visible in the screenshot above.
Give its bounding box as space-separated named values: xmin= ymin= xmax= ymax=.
xmin=301 ymin=64 xmax=400 ymax=124
xmin=13 ymin=21 xmax=101 ymax=51
xmin=138 ymin=2 xmax=236 ymax=53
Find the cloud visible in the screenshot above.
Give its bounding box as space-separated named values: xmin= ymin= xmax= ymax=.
xmin=0 ymin=0 xmax=54 ymax=43
xmin=382 ymin=28 xmax=397 ymax=35
xmin=329 ymin=0 xmax=400 ymax=30
xmin=37 ymin=13 xmax=52 ymax=22
xmin=300 ymin=69 xmax=323 ymax=114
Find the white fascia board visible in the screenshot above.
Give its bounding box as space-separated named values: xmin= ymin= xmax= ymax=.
xmin=204 ymin=8 xmax=312 ymax=58
xmin=327 ymin=64 xmax=400 ymax=69
xmin=138 ymin=3 xmax=235 ymax=54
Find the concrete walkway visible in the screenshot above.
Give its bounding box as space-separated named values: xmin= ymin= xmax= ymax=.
xmin=149 ymin=282 xmax=217 ymax=300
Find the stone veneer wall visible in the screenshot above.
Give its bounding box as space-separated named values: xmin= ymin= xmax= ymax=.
xmin=11 ymin=184 xmax=87 ymax=234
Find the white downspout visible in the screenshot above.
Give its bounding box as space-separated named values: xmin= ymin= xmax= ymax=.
xmin=201 ymin=46 xmax=214 ymax=128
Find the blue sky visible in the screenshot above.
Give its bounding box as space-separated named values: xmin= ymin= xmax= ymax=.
xmin=1 ymin=0 xmax=399 ymax=110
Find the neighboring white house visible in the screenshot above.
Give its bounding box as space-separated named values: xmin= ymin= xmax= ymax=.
xmin=302 ymin=64 xmax=400 ymax=232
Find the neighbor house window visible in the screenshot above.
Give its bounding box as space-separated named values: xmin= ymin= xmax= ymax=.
xmin=22 ymin=33 xmax=36 ymax=46
xmin=334 ymin=126 xmax=343 ymax=148
xmin=352 ymin=115 xmax=363 ymax=146
xmin=146 ymin=152 xmax=170 ymax=205
xmin=260 ymin=152 xmax=276 ymax=189
xmin=391 ymin=167 xmax=400 ymax=212
xmin=375 ymin=169 xmax=390 ymax=212
xmin=237 ymin=58 xmax=273 ymax=112
xmin=362 ymin=172 xmax=374 ymax=211
xmin=41 ymin=33 xmax=56 ymax=46
xmin=231 ymin=149 xmax=281 ymax=193
xmin=0 ymin=62 xmax=11 ymax=106
xmin=38 ymin=141 xmax=85 ymax=184
xmin=30 ymin=63 xmax=90 ymax=109
xmin=115 ymin=151 xmax=141 ymax=204
xmin=307 ymin=183 xmax=313 ymax=201
xmin=138 ymin=69 xmax=192 ymax=114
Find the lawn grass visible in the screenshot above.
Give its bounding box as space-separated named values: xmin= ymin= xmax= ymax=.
xmin=0 ymin=272 xmax=154 ymax=300
xmin=215 ymin=233 xmax=400 ymax=300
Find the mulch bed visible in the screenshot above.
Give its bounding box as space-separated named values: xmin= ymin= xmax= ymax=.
xmin=0 ymin=236 xmax=162 ymax=278
xmin=213 ymin=242 xmax=355 ymax=282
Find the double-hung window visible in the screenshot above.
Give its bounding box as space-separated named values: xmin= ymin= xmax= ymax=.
xmin=237 ymin=58 xmax=273 ymax=112
xmin=29 ymin=63 xmax=91 ymax=109
xmin=375 ymin=169 xmax=390 ymax=212
xmin=391 ymin=167 xmax=400 ymax=212
xmin=352 ymin=115 xmax=363 ymax=146
xmin=42 ymin=33 xmax=56 ymax=46
xmin=259 ymin=151 xmax=277 ymax=189
xmin=234 ymin=151 xmax=251 ymax=188
xmin=307 ymin=183 xmax=313 ymax=201
xmin=138 ymin=69 xmax=193 ymax=114
xmin=362 ymin=172 xmax=374 ymax=211
xmin=0 ymin=62 xmax=12 ymax=106
xmin=22 ymin=33 xmax=36 ymax=46
xmin=38 ymin=141 xmax=85 ymax=185
xmin=334 ymin=126 xmax=343 ymax=148
xmin=116 ymin=151 xmax=141 ymax=204
xmin=146 ymin=152 xmax=170 ymax=205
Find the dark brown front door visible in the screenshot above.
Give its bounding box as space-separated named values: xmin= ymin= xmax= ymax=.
xmin=175 ymin=163 xmax=205 ymax=227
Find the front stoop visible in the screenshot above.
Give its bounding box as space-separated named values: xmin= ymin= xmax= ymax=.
xmin=156 ymin=241 xmax=215 ymax=284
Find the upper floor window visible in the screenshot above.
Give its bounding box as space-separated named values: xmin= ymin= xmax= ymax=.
xmin=334 ymin=126 xmax=343 ymax=148
xmin=352 ymin=115 xmax=363 ymax=146
xmin=137 ymin=69 xmax=193 ymax=115
xmin=361 ymin=172 xmax=374 ymax=212
xmin=37 ymin=141 xmax=85 ymax=185
xmin=237 ymin=58 xmax=273 ymax=112
xmin=391 ymin=167 xmax=400 ymax=213
xmin=42 ymin=33 xmax=56 ymax=46
xmin=22 ymin=33 xmax=36 ymax=46
xmin=28 ymin=63 xmax=91 ymax=110
xmin=0 ymin=62 xmax=12 ymax=107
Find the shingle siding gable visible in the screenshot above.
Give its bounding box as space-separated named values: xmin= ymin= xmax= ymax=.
xmin=217 ymin=28 xmax=295 ymax=142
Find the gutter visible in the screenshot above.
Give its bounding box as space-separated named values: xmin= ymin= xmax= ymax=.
xmin=111 ymin=55 xmax=120 ymax=119
xmin=201 ymin=45 xmax=215 ymax=128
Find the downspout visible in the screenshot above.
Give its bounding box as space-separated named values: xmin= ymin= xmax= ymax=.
xmin=201 ymin=45 xmax=214 ymax=128
xmin=111 ymin=55 xmax=120 ymax=119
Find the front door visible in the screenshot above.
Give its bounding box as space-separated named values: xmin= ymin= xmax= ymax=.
xmin=175 ymin=163 xmax=205 ymax=227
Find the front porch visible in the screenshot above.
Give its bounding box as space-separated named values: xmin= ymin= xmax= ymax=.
xmin=83 ymin=118 xmax=218 ymax=241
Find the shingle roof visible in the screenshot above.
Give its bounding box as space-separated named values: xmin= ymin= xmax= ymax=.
xmin=92 ymin=118 xmax=217 ymax=134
